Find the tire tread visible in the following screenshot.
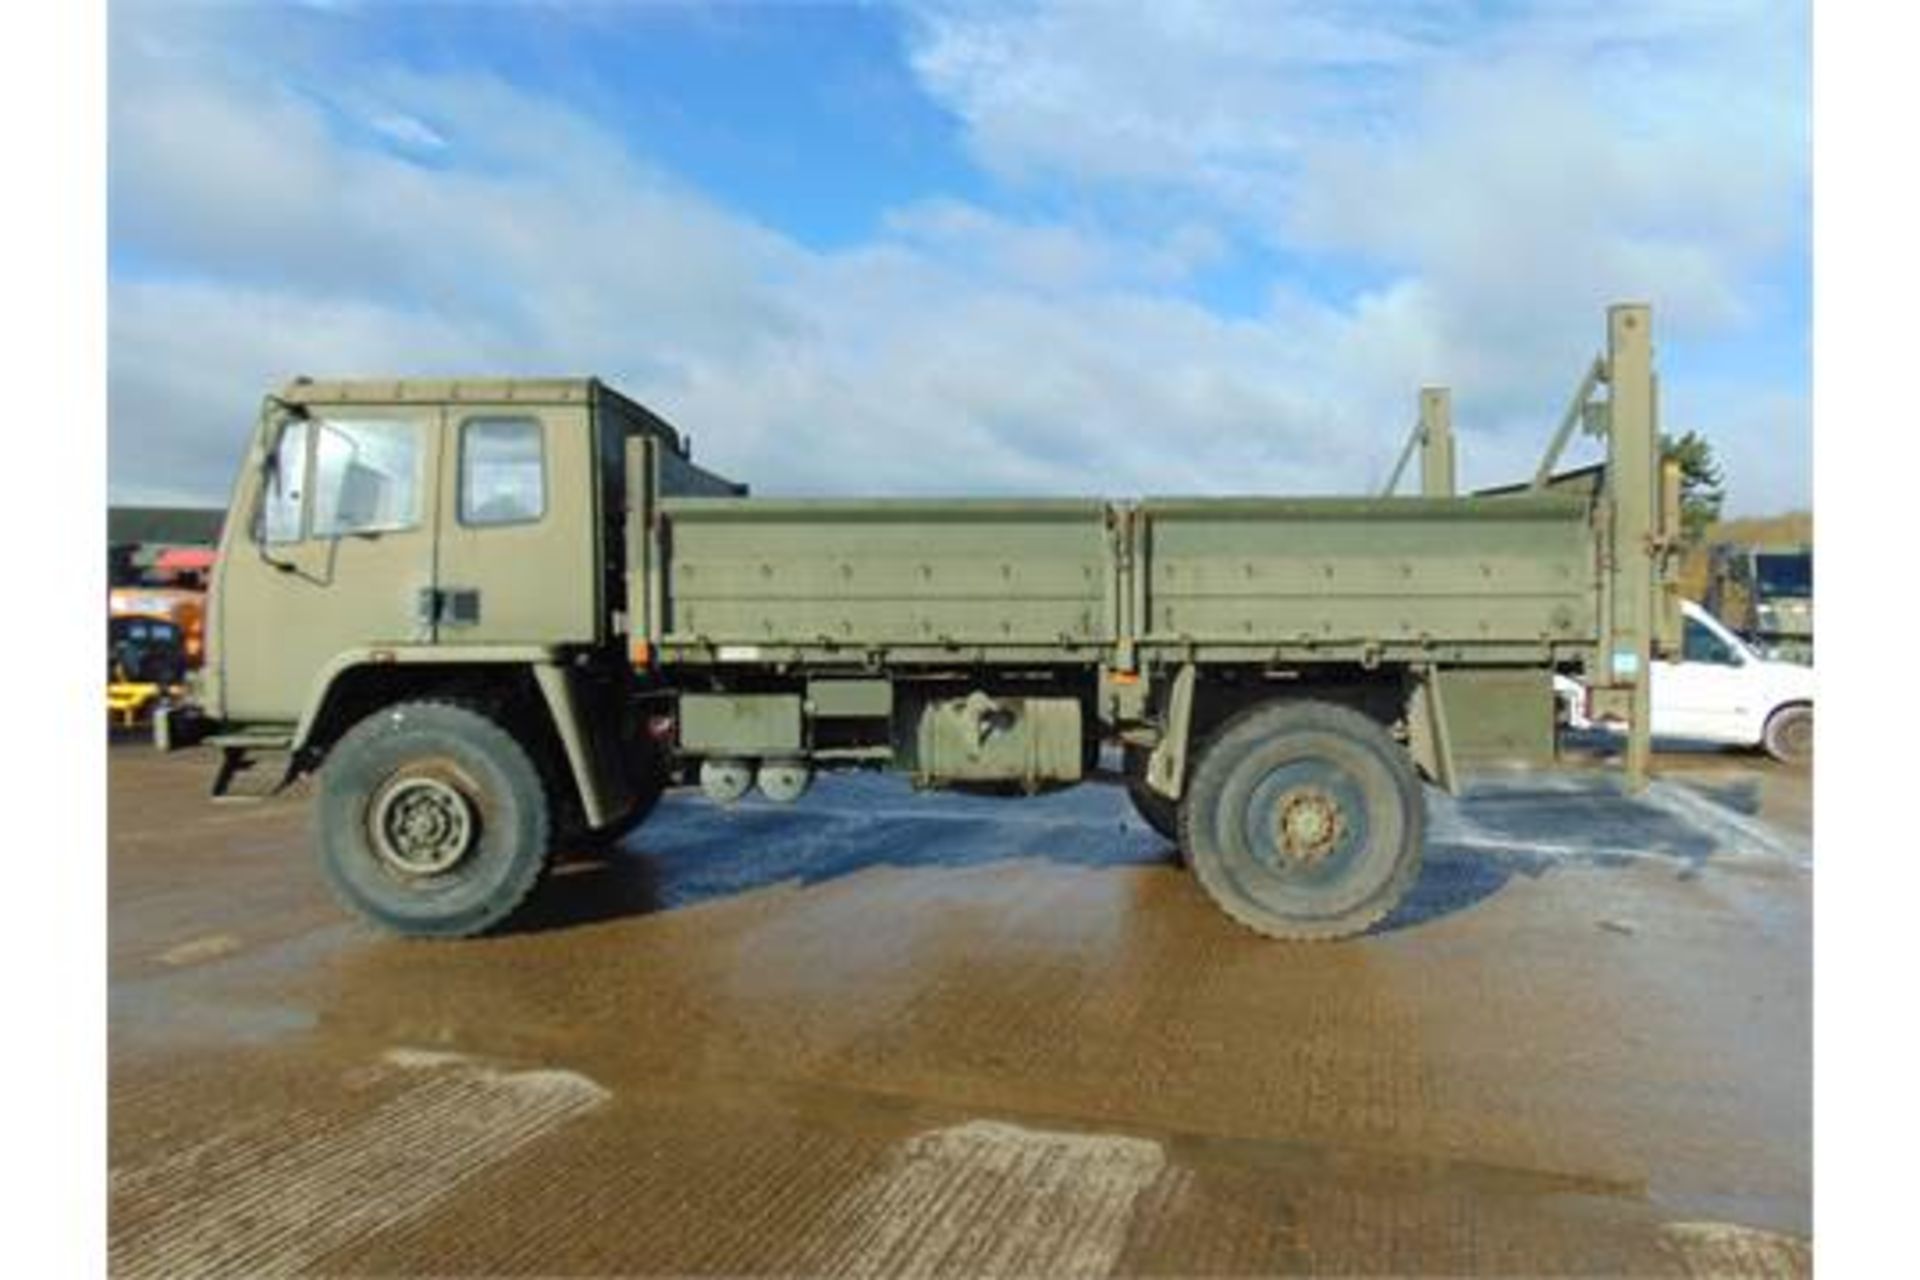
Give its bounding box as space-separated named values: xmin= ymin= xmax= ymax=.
xmin=1178 ymin=698 xmax=1424 ymax=941
xmin=317 ymin=698 xmax=553 ymax=938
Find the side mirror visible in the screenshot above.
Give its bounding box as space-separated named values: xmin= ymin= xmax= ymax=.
xmin=261 ymin=434 xmax=286 ymax=504
xmin=261 ymin=398 xmax=306 ymax=461
xmin=258 ymin=402 xmax=311 ymax=496
xmin=252 ymin=402 xmax=310 ymax=565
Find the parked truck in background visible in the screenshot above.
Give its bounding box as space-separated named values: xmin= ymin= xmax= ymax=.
xmin=1704 ymin=544 xmax=1813 ymax=664
xmin=160 ymin=304 xmax=1682 ymax=941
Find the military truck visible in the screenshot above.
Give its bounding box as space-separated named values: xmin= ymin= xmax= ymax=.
xmin=163 ymin=304 xmax=1681 ymax=941
xmin=1704 ymin=544 xmax=1812 ymax=664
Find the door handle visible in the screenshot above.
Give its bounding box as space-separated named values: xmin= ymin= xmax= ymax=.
xmin=444 ymin=589 xmax=481 ymax=626
xmin=418 ymin=588 xmax=482 ymax=627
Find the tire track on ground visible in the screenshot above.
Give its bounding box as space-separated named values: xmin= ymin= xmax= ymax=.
xmin=793 ymin=1119 xmax=1166 ymax=1277
xmin=110 ymin=1049 xmax=607 ymax=1278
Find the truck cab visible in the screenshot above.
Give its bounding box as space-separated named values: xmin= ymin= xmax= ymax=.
xmin=203 ymin=378 xmax=740 ymax=729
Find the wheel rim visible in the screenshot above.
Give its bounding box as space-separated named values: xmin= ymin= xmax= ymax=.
xmin=369 ymin=772 xmax=477 ymax=877
xmin=1776 ymin=711 xmax=1812 ymax=760
xmin=1210 ymin=731 xmax=1405 ymax=920
xmin=1241 ymin=761 xmax=1370 ymax=885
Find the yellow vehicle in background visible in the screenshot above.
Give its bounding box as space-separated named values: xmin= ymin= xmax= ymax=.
xmin=109 ymin=585 xmax=208 ymax=669
xmin=108 ymin=613 xmax=189 ymax=728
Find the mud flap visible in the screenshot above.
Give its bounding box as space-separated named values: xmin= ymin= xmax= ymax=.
xmin=532 ymin=664 xmax=631 ymax=830
xmin=1405 ymin=669 xmax=1458 ymax=795
xmin=1144 ymin=663 xmax=1196 ymax=801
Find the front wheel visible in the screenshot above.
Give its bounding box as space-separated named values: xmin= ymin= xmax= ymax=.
xmin=1180 ymin=699 xmax=1424 ymax=940
xmin=317 ymin=700 xmax=553 ymax=938
xmin=1761 ymin=703 xmax=1812 ymax=766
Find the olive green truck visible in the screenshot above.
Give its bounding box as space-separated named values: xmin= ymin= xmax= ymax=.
xmin=164 ymin=303 xmax=1681 ymax=940
xmin=1704 ymin=543 xmax=1813 ymax=664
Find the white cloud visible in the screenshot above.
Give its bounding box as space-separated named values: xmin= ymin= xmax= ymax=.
xmin=108 ymin=1 xmax=1808 ymax=515
xmin=106 ymin=13 xmax=1415 ymax=505
xmin=881 ymin=199 xmax=1227 ymax=292
xmin=367 ymin=110 xmax=445 ymax=153
xmin=899 ymin=0 xmax=1809 ymax=509
xmin=905 ymin=0 xmax=1430 ymax=195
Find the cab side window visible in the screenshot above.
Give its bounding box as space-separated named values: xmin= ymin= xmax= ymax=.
xmin=460 ymin=417 xmax=545 ymax=526
xmin=1682 ymin=616 xmax=1739 ymax=665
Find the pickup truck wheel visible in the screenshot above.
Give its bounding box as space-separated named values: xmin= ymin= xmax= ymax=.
xmin=317 ymin=701 xmax=552 ymax=938
xmin=1123 ymin=745 xmax=1179 ymax=841
xmin=1762 ymin=703 xmax=1813 ymax=766
xmin=1180 ymin=700 xmax=1424 ymax=940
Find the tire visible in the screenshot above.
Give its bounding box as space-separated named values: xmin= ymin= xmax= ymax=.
xmin=1179 ymin=699 xmax=1424 ymax=941
xmin=317 ymin=700 xmax=553 ymax=938
xmin=1122 ymin=745 xmax=1179 ymax=842
xmin=1761 ymin=703 xmax=1812 ymax=766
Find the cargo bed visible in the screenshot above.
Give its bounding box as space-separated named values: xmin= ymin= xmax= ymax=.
xmin=644 ymin=492 xmax=1597 ymax=669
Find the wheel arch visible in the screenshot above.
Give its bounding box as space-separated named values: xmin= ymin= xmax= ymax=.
xmin=1763 ymin=695 xmax=1812 ymax=722
xmin=289 ymin=648 xmax=624 ymax=831
xmin=1143 ymin=664 xmax=1431 ymax=802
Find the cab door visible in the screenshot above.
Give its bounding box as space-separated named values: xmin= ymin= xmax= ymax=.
xmin=214 ymin=406 xmax=443 ymax=723
xmin=431 ymin=404 xmax=597 ymax=646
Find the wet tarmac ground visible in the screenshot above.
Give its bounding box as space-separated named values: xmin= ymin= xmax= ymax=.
xmin=108 ymin=742 xmax=1811 ymax=1276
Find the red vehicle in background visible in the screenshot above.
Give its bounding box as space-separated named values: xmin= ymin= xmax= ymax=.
xmin=108 ymin=546 xmax=213 ymax=668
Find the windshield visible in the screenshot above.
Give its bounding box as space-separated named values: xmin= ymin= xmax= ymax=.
xmin=1754 ymin=552 xmax=1812 ymax=598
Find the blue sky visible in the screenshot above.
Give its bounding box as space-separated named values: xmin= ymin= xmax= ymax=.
xmin=109 ymin=0 xmax=1809 ymax=512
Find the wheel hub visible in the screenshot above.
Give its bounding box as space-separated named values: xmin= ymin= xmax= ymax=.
xmin=370 ymin=775 xmax=475 ymax=876
xmin=1274 ymin=786 xmax=1344 ymax=866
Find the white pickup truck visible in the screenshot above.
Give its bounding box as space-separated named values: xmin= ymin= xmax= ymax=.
xmin=1557 ymin=601 xmax=1813 ymax=764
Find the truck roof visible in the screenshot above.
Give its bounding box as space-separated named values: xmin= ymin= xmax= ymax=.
xmin=273 ymin=376 xmax=747 ymax=496
xmin=277 ymin=376 xmax=607 ymax=407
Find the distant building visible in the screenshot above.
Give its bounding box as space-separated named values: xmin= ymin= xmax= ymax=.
xmin=108 ymin=506 xmax=225 ymax=547
xmin=109 ymin=506 xmax=224 ymax=588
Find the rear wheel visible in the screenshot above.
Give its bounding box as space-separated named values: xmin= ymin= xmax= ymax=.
xmin=1123 ymin=745 xmax=1179 ymax=841
xmin=317 ymin=700 xmax=552 ymax=938
xmin=1180 ymin=699 xmax=1424 ymax=940
xmin=1762 ymin=703 xmax=1812 ymax=766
